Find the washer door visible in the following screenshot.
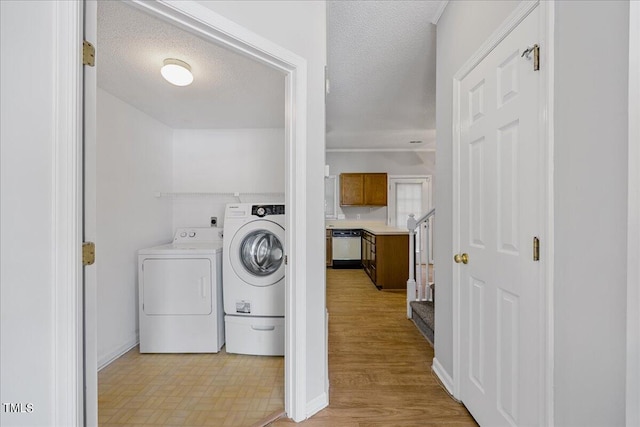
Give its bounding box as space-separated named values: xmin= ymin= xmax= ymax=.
xmin=229 ymin=220 xmax=285 ymax=287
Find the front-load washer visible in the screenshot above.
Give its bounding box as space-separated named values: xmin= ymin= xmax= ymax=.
xmin=138 ymin=227 xmax=224 ymax=353
xmin=223 ymin=203 xmax=285 ymax=356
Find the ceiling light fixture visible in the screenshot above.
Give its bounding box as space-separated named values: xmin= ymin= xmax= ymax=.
xmin=161 ymin=58 xmax=193 ymax=86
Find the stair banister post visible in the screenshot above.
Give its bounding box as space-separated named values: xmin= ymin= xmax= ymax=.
xmin=425 ymin=218 xmax=431 ymax=301
xmin=407 ymin=213 xmax=417 ymax=318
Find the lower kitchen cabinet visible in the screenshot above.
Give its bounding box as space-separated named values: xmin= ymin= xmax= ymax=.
xmin=362 ymin=232 xmax=408 ymax=290
xmin=362 ymin=231 xmax=375 ymax=282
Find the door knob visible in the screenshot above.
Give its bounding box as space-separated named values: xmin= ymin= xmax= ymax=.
xmin=454 ymin=253 xmax=469 ymax=264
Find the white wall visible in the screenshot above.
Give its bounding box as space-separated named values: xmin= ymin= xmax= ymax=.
xmin=197 ymin=1 xmax=328 ymax=414
xmin=96 ymin=119 xmax=285 ymax=367
xmin=326 ymin=150 xmax=434 ymax=221
xmin=553 ymin=2 xmax=629 ymax=425
xmin=0 ymin=2 xmax=56 ymax=424
xmin=172 ymin=129 xmax=285 ymax=230
xmin=96 ymin=89 xmax=174 ymax=367
xmin=434 ymin=0 xmax=520 ymax=378
xmin=627 ymin=3 xmax=640 ymax=424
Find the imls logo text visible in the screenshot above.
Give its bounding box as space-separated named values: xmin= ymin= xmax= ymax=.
xmin=2 ymin=403 xmax=34 ymax=413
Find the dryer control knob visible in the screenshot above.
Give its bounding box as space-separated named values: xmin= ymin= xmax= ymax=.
xmin=189 ymin=232 xmax=196 ymax=238
xmin=256 ymin=207 xmax=266 ymax=217
xmin=180 ymin=232 xmax=187 ymax=238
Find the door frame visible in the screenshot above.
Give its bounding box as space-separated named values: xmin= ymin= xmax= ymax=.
xmin=53 ymin=0 xmax=309 ymax=423
xmin=450 ymin=0 xmax=554 ymax=424
xmin=53 ymin=1 xmax=84 ymax=424
xmin=627 ymin=1 xmax=640 ymax=424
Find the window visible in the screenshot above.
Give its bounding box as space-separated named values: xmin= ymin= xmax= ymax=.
xmin=324 ymin=175 xmax=337 ymax=219
xmin=388 ymin=176 xmax=433 ymax=263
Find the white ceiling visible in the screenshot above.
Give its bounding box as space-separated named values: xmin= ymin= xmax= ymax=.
xmin=326 ymin=1 xmax=442 ymax=150
xmin=97 ymin=1 xmax=443 ymax=148
xmin=97 ymin=1 xmax=285 ymax=129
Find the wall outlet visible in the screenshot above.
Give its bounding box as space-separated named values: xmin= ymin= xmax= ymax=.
xmin=210 ymin=217 xmax=217 ymax=227
xmin=356 ymin=214 xmax=361 ymax=220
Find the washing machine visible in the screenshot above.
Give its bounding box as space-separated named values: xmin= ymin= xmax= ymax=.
xmin=138 ymin=227 xmax=224 ymax=353
xmin=223 ymin=203 xmax=285 ymax=356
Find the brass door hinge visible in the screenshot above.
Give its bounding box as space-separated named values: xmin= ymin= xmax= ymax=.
xmin=533 ymin=237 xmax=540 ymax=262
xmin=83 ymin=242 xmax=96 ymax=266
xmin=83 ymin=40 xmax=95 ymax=67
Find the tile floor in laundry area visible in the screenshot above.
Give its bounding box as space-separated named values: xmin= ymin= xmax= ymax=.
xmin=98 ymin=348 xmax=284 ymax=426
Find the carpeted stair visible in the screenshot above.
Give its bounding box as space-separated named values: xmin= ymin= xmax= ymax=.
xmin=410 ymin=300 xmax=434 ymax=345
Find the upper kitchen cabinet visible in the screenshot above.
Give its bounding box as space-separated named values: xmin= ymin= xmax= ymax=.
xmin=363 ymin=173 xmax=388 ymax=205
xmin=340 ymin=173 xmax=388 ymax=206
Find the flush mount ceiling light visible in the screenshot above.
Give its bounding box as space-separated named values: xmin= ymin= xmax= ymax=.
xmin=161 ymin=58 xmax=193 ymax=86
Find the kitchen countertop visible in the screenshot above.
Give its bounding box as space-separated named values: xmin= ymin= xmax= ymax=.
xmin=326 ymin=220 xmax=409 ymax=235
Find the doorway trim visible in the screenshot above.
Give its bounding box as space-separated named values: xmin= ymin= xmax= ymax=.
xmin=55 ymin=0 xmax=309 ymax=423
xmin=450 ymin=0 xmax=554 ymax=424
xmin=627 ymin=1 xmax=640 ymax=424
xmin=53 ymin=0 xmax=84 ymax=425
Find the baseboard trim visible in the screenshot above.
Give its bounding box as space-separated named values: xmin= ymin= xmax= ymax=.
xmin=97 ymin=337 xmax=139 ymax=371
xmin=432 ymin=357 xmax=455 ymax=397
xmin=306 ymin=391 xmax=328 ymax=419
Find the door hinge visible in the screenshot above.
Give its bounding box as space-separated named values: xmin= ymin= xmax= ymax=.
xmin=533 ymin=237 xmax=540 ymax=262
xmin=83 ymin=242 xmax=96 ymax=266
xmin=83 ymin=40 xmax=95 ymax=67
xmin=284 ymin=255 xmax=288 ymax=265
xmin=521 ymin=44 xmax=540 ymax=71
xmin=324 ymin=65 xmax=330 ymax=95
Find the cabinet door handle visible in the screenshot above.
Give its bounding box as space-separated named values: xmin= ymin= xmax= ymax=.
xmin=200 ymin=277 xmax=207 ymax=297
xmin=251 ymin=325 xmax=275 ymax=331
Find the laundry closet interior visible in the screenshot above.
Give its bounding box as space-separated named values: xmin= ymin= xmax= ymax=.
xmin=94 ymin=1 xmax=287 ymax=421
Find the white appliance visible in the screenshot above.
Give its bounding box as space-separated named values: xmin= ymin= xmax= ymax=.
xmin=331 ymin=229 xmax=362 ymax=268
xmin=223 ymin=203 xmax=285 ymax=356
xmin=138 ymin=227 xmax=224 ymax=353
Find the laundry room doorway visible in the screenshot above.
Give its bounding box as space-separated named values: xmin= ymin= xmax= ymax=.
xmin=82 ymin=0 xmax=309 ymax=424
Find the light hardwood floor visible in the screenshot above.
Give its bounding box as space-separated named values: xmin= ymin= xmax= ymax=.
xmin=273 ymin=269 xmax=476 ymax=426
xmin=98 ymin=268 xmax=475 ymax=426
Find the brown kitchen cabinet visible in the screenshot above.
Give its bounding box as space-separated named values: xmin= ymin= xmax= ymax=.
xmin=361 ymin=231 xmax=408 ymax=290
xmin=326 ymin=229 xmax=332 ymax=267
xmin=339 ymin=173 xmax=388 ymax=206
xmin=362 ymin=231 xmax=376 ymax=283
xmin=363 ymin=173 xmax=388 ymax=205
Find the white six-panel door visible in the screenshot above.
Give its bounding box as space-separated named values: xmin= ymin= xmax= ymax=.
xmin=456 ymin=5 xmax=542 ymax=426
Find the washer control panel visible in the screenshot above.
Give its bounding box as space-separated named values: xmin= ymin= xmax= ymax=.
xmin=252 ymin=204 xmax=285 ymax=217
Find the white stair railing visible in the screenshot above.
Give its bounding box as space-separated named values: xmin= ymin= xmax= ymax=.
xmin=406 ymin=208 xmax=435 ymax=318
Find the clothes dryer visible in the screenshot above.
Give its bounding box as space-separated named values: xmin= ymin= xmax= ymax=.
xmin=138 ymin=228 xmax=224 ymax=353
xmin=223 ymin=203 xmax=285 ymax=356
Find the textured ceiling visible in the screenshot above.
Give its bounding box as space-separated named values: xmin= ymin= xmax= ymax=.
xmin=97 ymin=0 xmax=443 ymax=146
xmin=326 ymin=1 xmax=442 ymax=150
xmin=97 ymin=1 xmax=285 ymax=129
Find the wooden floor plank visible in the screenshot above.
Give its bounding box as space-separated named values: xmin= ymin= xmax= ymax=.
xmin=272 ymin=269 xmax=476 ymax=426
